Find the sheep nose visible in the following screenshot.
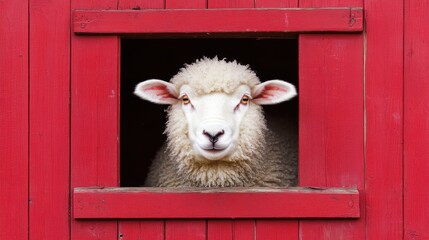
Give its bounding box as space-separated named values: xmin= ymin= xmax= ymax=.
xmin=203 ymin=130 xmax=225 ymax=143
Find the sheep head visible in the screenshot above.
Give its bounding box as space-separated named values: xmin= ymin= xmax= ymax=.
xmin=134 ymin=58 xmax=296 ymax=165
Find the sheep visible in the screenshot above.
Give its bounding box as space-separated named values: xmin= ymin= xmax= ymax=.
xmin=134 ymin=57 xmax=297 ymax=187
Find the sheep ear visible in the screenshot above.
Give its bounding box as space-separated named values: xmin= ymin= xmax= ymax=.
xmin=134 ymin=79 xmax=178 ymax=105
xmin=251 ymin=80 xmax=297 ymax=105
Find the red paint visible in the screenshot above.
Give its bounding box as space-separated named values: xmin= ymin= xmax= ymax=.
xmin=0 ymin=1 xmax=28 ymax=239
xmin=366 ymin=0 xmax=404 ymax=239
xmin=404 ymin=1 xmax=429 ymax=239
xmin=29 ymin=0 xmax=70 ymax=239
xmin=299 ymin=1 xmax=365 ymax=239
xmin=73 ymin=8 xmax=363 ymax=34
xmin=71 ymin=0 xmax=119 ymax=239
xmin=73 ymin=187 xmax=360 ymax=219
xmin=3 ymin=0 xmax=427 ymax=239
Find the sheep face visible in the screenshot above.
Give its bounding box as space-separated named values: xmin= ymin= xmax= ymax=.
xmin=177 ymin=84 xmax=252 ymax=161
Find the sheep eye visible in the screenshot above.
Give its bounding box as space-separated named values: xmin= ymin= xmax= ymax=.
xmin=240 ymin=95 xmax=250 ymax=105
xmin=181 ymin=95 xmax=191 ymax=104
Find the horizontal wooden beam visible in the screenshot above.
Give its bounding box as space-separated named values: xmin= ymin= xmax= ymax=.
xmin=73 ymin=8 xmax=363 ymax=34
xmin=73 ymin=187 xmax=359 ymax=219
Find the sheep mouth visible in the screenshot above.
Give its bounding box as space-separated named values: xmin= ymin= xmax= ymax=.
xmin=197 ymin=145 xmax=232 ymax=160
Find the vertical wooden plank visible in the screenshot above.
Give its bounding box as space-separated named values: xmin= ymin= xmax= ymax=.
xmin=255 ymin=0 xmax=298 ymax=7
xmin=0 ymin=1 xmax=28 ymax=240
xmin=256 ymin=220 xmax=298 ymax=240
xmin=234 ymin=220 xmax=255 ymax=240
xmin=404 ymin=1 xmax=429 ymax=239
xmin=117 ymin=1 xmax=165 ymax=239
xmin=208 ymin=0 xmax=254 ymax=8
xmin=166 ymin=220 xmax=206 ymax=240
xmin=29 ymin=0 xmax=71 ymax=239
xmin=299 ymin=0 xmax=364 ymax=238
xmin=299 ymin=34 xmax=364 ymax=240
xmin=366 ymin=0 xmax=404 ymax=239
xmin=71 ymin=0 xmax=119 ymax=239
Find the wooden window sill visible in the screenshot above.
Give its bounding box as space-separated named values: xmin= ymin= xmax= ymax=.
xmin=73 ymin=187 xmax=359 ymax=219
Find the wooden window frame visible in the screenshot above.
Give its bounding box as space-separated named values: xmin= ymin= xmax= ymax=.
xmin=71 ymin=8 xmax=363 ymax=220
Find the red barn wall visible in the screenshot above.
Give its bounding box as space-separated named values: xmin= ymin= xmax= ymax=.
xmin=1 ymin=0 xmax=427 ymax=239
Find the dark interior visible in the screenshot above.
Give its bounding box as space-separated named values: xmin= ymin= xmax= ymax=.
xmin=120 ymin=38 xmax=299 ymax=187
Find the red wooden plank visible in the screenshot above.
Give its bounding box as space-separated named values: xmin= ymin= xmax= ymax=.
xmin=166 ymin=220 xmax=206 ymax=240
xmin=255 ymin=0 xmax=298 ymax=7
xmin=29 ymin=0 xmax=71 ymax=240
xmin=0 ymin=1 xmax=28 ymax=240
xmin=298 ymin=2 xmax=365 ymax=237
xmin=71 ymin=0 xmax=120 ymax=239
xmin=256 ymin=220 xmax=298 ymax=240
xmin=366 ymin=0 xmax=404 ymax=239
xmin=167 ymin=0 xmax=206 ymax=9
xmin=208 ymin=0 xmax=254 ymax=8
xmin=234 ymin=220 xmax=255 ymax=240
xmin=73 ymin=8 xmax=363 ymax=34
xmin=404 ymin=1 xmax=429 ymax=239
xmin=119 ymin=220 xmax=164 ymax=240
xmin=73 ymin=187 xmax=359 ymax=219
xmin=71 ymin=36 xmax=119 ymax=239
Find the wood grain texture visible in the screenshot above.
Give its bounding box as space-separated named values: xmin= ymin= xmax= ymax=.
xmin=166 ymin=220 xmax=206 ymax=240
xmin=29 ymin=0 xmax=71 ymax=239
xmin=73 ymin=187 xmax=359 ymax=219
xmin=0 ymin=1 xmax=28 ymax=239
xmin=71 ymin=0 xmax=120 ymax=239
xmin=73 ymin=8 xmax=363 ymax=34
xmin=404 ymin=1 xmax=429 ymax=239
xmin=299 ymin=0 xmax=365 ymax=237
xmin=366 ymin=0 xmax=404 ymax=239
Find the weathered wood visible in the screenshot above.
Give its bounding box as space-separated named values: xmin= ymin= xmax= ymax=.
xmin=29 ymin=0 xmax=71 ymax=239
xmin=404 ymin=1 xmax=429 ymax=239
xmin=299 ymin=0 xmax=365 ymax=238
xmin=70 ymin=0 xmax=120 ymax=239
xmin=73 ymin=8 xmax=363 ymax=34
xmin=0 ymin=1 xmax=29 ymax=239
xmin=299 ymin=34 xmax=365 ymax=240
xmin=73 ymin=187 xmax=359 ymax=219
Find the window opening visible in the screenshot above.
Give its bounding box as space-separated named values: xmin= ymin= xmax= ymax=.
xmin=120 ymin=38 xmax=298 ymax=187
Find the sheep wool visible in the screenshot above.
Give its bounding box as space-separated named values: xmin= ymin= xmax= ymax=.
xmin=144 ymin=57 xmax=298 ymax=187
